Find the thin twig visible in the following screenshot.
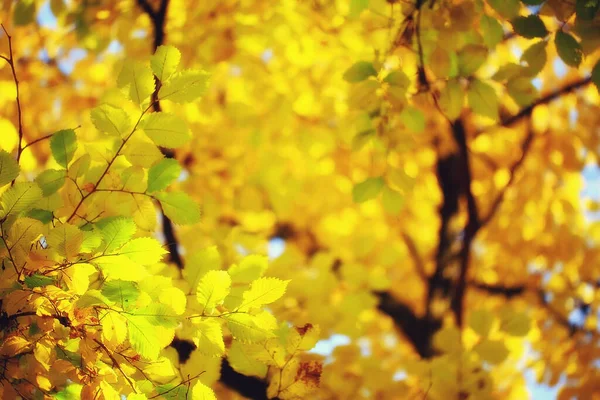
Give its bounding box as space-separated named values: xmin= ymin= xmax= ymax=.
xmin=1 ymin=25 xmax=25 ymax=182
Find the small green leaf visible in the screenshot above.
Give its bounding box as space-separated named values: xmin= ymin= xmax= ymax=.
xmin=35 ymin=169 xmax=66 ymax=196
xmin=520 ymin=41 xmax=547 ymax=76
xmin=24 ymin=274 xmax=56 ymax=288
xmin=343 ymin=61 xmax=377 ymax=83
xmin=147 ymin=158 xmax=182 ymax=193
xmin=576 ymin=0 xmax=600 ymax=20
xmin=0 ymin=182 xmax=43 ymax=218
xmin=439 ymin=79 xmax=464 ymax=120
xmin=511 ymin=15 xmax=549 ymax=38
xmin=457 ymin=45 xmax=488 ymax=76
xmin=488 ymin=0 xmax=520 ymax=19
xmin=50 ymin=129 xmax=77 ymax=168
xmin=26 ymin=209 xmax=53 ymax=224
xmin=468 ymin=79 xmax=499 ymax=120
xmin=507 ymin=77 xmax=539 ymax=107
xmin=350 ymin=0 xmax=369 ymax=17
xmin=480 ymin=15 xmax=504 ymax=48
xmin=13 ymin=0 xmax=36 ymax=26
xmin=381 ymin=186 xmax=405 ymax=215
xmin=96 ymin=216 xmax=137 ymax=253
xmin=352 ymin=177 xmax=384 ymax=203
xmin=555 ymin=31 xmax=583 ymax=67
xmin=399 ymin=107 xmax=425 ymax=133
xmin=592 ymin=60 xmax=600 ymax=92
xmin=0 ymin=150 xmax=19 ymax=187
xmin=102 ymin=280 xmax=140 ymax=308
xmin=383 ymin=70 xmax=410 ymax=94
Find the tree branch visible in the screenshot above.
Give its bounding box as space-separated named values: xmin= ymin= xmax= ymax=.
xmin=1 ymin=25 xmax=25 ymax=179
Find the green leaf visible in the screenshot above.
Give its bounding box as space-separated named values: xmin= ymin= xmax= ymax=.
xmin=399 ymin=107 xmax=425 ymax=133
xmin=101 ymin=280 xmax=140 ymax=308
xmin=56 ymin=347 xmax=83 ymax=368
xmin=480 ymin=15 xmax=504 ymax=48
xmin=592 ymin=59 xmax=600 ymax=92
xmin=511 ymin=15 xmax=549 ymax=38
xmin=343 ymin=61 xmax=377 ymax=83
xmin=117 ymin=60 xmax=155 ymax=105
xmin=24 ymin=274 xmax=56 ymax=288
xmin=352 ymin=177 xmax=384 ymax=203
xmin=381 ymin=186 xmax=405 ymax=215
xmin=50 ymin=129 xmax=77 ymax=168
xmin=151 ymin=45 xmax=181 ymax=82
xmin=507 ymin=77 xmax=539 ymax=107
xmin=96 ymin=216 xmax=137 ymax=253
xmin=0 ymin=150 xmax=19 ymax=187
xmin=349 ymin=0 xmax=369 ymax=17
xmin=576 ymin=0 xmax=600 ymax=20
xmin=156 ymin=383 xmax=188 ymax=400
xmin=156 ymin=191 xmax=201 ymax=225
xmin=158 ymin=70 xmax=210 ymax=103
xmin=488 ymin=0 xmax=520 ymax=19
xmin=468 ymin=79 xmax=499 ymax=120
xmin=142 ymin=112 xmax=190 ymax=148
xmin=439 ymin=79 xmax=464 ymax=120
xmin=53 ymin=383 xmax=82 ymax=400
xmin=26 ymin=209 xmax=53 ymax=224
xmin=383 ymin=70 xmax=410 ymax=93
xmin=520 ymin=41 xmax=547 ymax=76
xmin=0 ymin=182 xmax=43 ymax=218
xmin=13 ymin=0 xmax=36 ymax=26
xmin=555 ymin=31 xmax=583 ymax=67
xmin=457 ymin=45 xmax=488 ymax=76
xmin=35 ymin=169 xmax=65 ymax=196
xmin=90 ymin=104 xmax=132 ymax=137
xmin=147 ymin=158 xmax=182 ymax=193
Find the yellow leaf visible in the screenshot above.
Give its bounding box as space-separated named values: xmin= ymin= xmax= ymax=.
xmin=473 ymin=339 xmax=509 ymax=364
xmin=120 ymin=237 xmax=168 ymax=265
xmin=158 ymin=70 xmax=210 ymax=103
xmin=228 ymin=254 xmax=268 ymax=284
xmin=101 ymin=310 xmax=128 ymax=346
xmin=468 ymin=309 xmax=494 ymax=337
xmin=90 ymin=104 xmax=132 ymax=137
xmin=192 ymin=319 xmax=225 ymax=357
xmin=117 ymin=60 xmax=155 ymax=105
xmin=237 ymin=277 xmax=289 ymax=311
xmin=151 ymin=45 xmax=181 ymax=82
xmin=191 ymin=381 xmax=217 ymax=400
xmin=196 ymin=270 xmax=231 ymax=313
xmin=226 ymin=341 xmax=268 ymax=378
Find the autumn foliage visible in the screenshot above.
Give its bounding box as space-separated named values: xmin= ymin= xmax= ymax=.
xmin=1 ymin=0 xmax=600 ymax=399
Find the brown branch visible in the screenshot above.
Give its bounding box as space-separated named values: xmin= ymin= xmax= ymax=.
xmin=471 ymin=282 xmax=527 ymax=298
xmin=497 ymin=77 xmax=591 ymax=131
xmin=402 ymin=232 xmax=426 ymax=280
xmin=1 ymin=25 xmax=25 ymax=179
xmin=93 ymin=339 xmax=138 ymax=393
xmin=375 ymin=291 xmax=438 ymax=358
xmin=449 ymin=119 xmax=480 ymax=328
